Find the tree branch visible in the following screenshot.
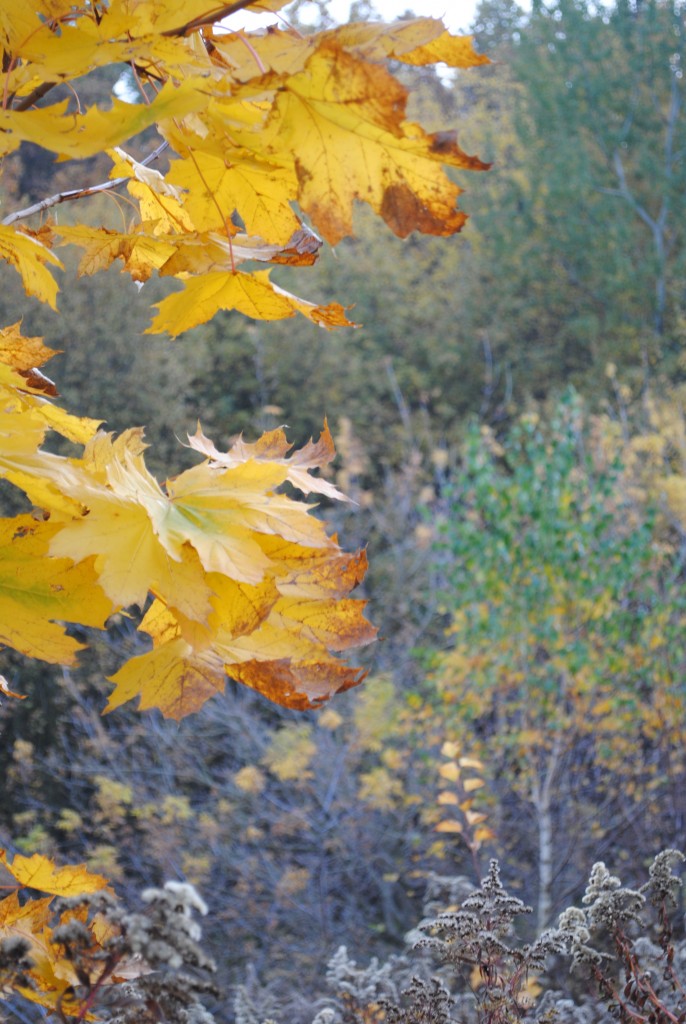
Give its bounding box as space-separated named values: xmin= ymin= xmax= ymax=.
xmin=609 ymin=149 xmax=660 ymax=232
xmin=1 ymin=140 xmax=169 ymax=226
xmin=12 ymin=80 xmax=58 ymax=112
xmin=162 ymin=1 xmax=260 ymax=38
xmin=6 ymin=1 xmax=259 ymax=116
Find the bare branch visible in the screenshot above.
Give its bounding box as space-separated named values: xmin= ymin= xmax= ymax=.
xmin=611 ymin=149 xmax=658 ymax=232
xmin=1 ymin=140 xmax=169 ymax=226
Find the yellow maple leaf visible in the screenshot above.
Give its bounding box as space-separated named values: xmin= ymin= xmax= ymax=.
xmin=260 ymin=540 xmax=369 ymax=599
xmin=0 ymin=891 xmax=52 ymax=932
xmin=46 ymin=423 xmax=353 ymax=632
xmin=264 ymin=41 xmax=489 ymax=244
xmin=216 ymin=610 xmax=372 ymax=709
xmin=0 ymin=225 xmax=62 ymax=308
xmin=104 ymin=0 xmax=245 ymax=36
xmin=106 ymin=634 xmax=226 ymax=719
xmin=399 ymin=31 xmax=491 ymax=68
xmin=103 ymin=475 xmax=375 ymax=716
xmin=148 ymin=268 xmax=353 ymax=336
xmin=208 ymin=27 xmax=313 ymax=82
xmin=0 ymin=320 xmax=56 ymax=370
xmin=56 ymin=224 xmax=177 ymax=281
xmin=107 ymin=593 xmax=367 ymax=719
xmin=0 ymin=4 xmax=42 ymax=52
xmin=330 ymin=17 xmax=489 ymax=68
xmin=10 ymin=17 xmax=198 ymax=81
xmin=0 ymin=516 xmax=112 ymax=665
xmin=229 ymin=656 xmax=368 ymax=711
xmin=262 ymin=595 xmax=376 ymax=652
xmin=47 ymin=448 xmax=216 ymax=619
xmin=0 ymin=81 xmax=207 ymax=160
xmin=167 ymin=456 xmax=336 ymax=556
xmin=0 ymin=850 xmax=109 ymax=896
xmin=166 ymin=149 xmax=301 ymax=242
xmin=0 ymin=324 xmax=99 ymax=454
xmin=186 ymin=419 xmax=346 ymax=502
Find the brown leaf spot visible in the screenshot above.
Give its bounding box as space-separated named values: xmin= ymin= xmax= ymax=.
xmin=380 ymin=183 xmax=467 ymax=238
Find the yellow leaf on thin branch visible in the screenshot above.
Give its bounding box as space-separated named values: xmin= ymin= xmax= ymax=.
xmin=435 ymin=820 xmax=464 ymax=834
xmin=0 ymin=850 xmax=109 ymax=896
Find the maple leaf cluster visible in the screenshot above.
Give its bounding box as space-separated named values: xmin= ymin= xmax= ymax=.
xmin=0 ymin=0 xmax=488 ymax=715
xmin=0 ymin=3 xmax=490 ymax=1016
xmin=0 ymin=0 xmax=489 ymax=334
xmin=0 ymin=321 xmax=376 ymax=715
xmin=0 ymin=849 xmax=112 ymax=1016
xmin=0 ymin=849 xmax=218 ymax=1019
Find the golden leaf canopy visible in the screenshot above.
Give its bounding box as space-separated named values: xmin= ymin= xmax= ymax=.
xmin=0 ymin=1 xmax=488 ymax=335
xmin=0 ymin=1 xmax=488 ymax=715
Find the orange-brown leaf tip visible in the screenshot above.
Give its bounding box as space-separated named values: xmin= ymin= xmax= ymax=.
xmin=229 ymin=658 xmax=368 ymax=709
xmin=18 ymin=367 xmax=59 ymax=397
xmin=0 ymin=675 xmax=25 ymax=699
xmin=270 ymin=225 xmax=324 ymax=266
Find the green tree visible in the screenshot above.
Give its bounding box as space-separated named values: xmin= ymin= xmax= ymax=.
xmin=447 ymin=0 xmax=686 ymax=406
xmin=426 ymin=392 xmax=686 ymax=927
xmin=520 ymin=0 xmax=686 ymax=349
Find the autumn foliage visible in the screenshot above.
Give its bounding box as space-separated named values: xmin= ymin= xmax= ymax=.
xmin=0 ymin=6 xmax=491 ymax=1009
xmin=0 ymin=1 xmax=488 ymax=718
xmin=1 ymin=2 xmax=488 ymax=332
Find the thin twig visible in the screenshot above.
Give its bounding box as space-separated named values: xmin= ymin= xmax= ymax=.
xmin=129 ymin=60 xmax=154 ymax=105
xmin=1 ymin=140 xmax=170 ymax=226
xmin=235 ymin=29 xmax=268 ymax=74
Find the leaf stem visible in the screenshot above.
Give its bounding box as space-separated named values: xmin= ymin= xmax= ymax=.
xmin=235 ymin=30 xmax=268 ymax=74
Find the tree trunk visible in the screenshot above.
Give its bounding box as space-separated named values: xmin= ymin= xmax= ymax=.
xmin=531 ymin=733 xmax=563 ymax=932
